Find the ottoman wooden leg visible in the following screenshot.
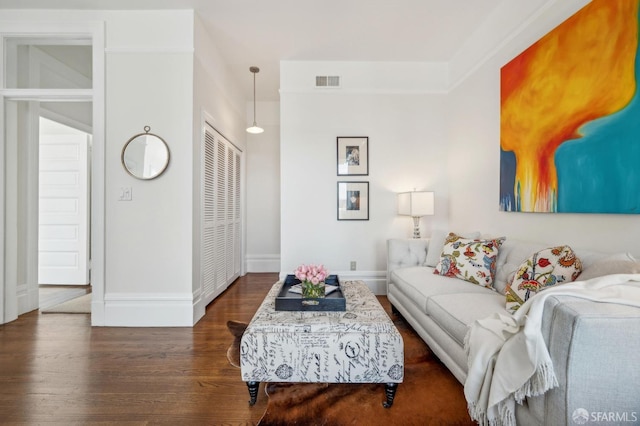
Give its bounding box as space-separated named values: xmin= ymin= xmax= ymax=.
xmin=247 ymin=381 xmax=259 ymax=406
xmin=383 ymin=383 xmax=398 ymax=408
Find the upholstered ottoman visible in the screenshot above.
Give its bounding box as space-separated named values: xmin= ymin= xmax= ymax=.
xmin=240 ymin=280 xmax=404 ymax=407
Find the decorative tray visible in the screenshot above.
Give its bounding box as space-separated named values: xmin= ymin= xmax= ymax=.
xmin=275 ymin=275 xmax=346 ymax=311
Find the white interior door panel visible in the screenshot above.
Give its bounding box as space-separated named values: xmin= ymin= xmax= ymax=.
xmin=38 ymin=134 xmax=89 ymax=285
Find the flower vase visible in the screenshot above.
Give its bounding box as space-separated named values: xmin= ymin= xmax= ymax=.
xmin=302 ymin=281 xmax=325 ymax=299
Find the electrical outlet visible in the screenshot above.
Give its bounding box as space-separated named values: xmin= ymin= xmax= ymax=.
xmin=350 ymin=261 xmax=356 ymax=271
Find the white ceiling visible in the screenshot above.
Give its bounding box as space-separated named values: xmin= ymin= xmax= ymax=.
xmin=0 ymin=0 xmax=503 ymax=101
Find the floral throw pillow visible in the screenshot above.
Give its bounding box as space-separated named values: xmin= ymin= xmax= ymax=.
xmin=505 ymin=245 xmax=583 ymax=314
xmin=433 ymin=233 xmax=506 ymax=288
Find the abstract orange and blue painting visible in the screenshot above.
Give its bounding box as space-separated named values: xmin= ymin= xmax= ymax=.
xmin=500 ymin=0 xmax=640 ymax=213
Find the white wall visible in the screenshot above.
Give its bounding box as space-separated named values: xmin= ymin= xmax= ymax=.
xmin=1 ymin=9 xmax=272 ymax=326
xmin=192 ymin=15 xmax=247 ymax=322
xmin=193 ymin=14 xmax=247 ymax=148
xmin=1 ymin=10 xmax=204 ymax=326
xmin=246 ymin=101 xmax=281 ymax=272
xmin=106 ymin=49 xmax=194 ymax=325
xmin=104 ymin=11 xmax=195 ymax=326
xmin=280 ymin=61 xmax=450 ymax=293
xmin=447 ymin=0 xmax=640 ymax=257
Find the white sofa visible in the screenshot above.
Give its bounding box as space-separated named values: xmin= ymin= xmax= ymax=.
xmin=387 ymin=236 xmax=640 ymax=425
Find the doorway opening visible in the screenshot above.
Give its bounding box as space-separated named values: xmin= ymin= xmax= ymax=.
xmin=1 ymin=31 xmax=101 ymax=322
xmin=5 ymin=101 xmax=93 ymax=313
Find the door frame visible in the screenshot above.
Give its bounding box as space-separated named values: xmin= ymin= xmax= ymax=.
xmin=197 ymin=112 xmax=245 ymax=312
xmin=0 ymin=21 xmax=105 ymax=325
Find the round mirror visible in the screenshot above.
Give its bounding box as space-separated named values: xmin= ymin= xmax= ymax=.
xmin=122 ymin=126 xmax=170 ymax=180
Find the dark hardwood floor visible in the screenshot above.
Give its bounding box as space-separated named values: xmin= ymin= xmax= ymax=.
xmin=0 ymin=273 xmax=289 ymax=425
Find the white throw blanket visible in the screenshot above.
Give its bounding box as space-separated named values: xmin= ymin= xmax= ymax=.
xmin=464 ymin=274 xmax=640 ymax=426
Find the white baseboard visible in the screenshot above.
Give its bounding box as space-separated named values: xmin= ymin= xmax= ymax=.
xmin=92 ymin=269 xmax=388 ymax=327
xmin=246 ymin=254 xmax=280 ymax=272
xmin=278 ymin=270 xmax=388 ymax=295
xmin=100 ymin=292 xmax=195 ymax=327
xmin=17 ymin=283 xmax=39 ymax=315
xmin=192 ymin=292 xmax=206 ymax=325
xmin=338 ymin=271 xmax=388 ymax=295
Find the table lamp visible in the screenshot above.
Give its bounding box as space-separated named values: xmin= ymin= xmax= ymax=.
xmin=397 ymin=191 xmax=434 ymax=238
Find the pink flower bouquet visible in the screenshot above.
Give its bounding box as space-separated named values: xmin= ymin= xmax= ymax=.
xmin=294 ymin=264 xmax=328 ymax=298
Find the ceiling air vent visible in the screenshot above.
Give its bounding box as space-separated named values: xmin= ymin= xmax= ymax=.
xmin=315 ymin=75 xmax=340 ymax=88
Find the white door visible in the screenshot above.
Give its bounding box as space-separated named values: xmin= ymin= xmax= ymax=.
xmin=38 ymin=133 xmax=90 ymax=285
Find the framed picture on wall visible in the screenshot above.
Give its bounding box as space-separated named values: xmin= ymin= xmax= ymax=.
xmin=337 ymin=181 xmax=369 ymax=220
xmin=337 ymin=136 xmax=368 ymax=176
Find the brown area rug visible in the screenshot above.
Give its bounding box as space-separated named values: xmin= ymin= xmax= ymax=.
xmin=227 ymin=317 xmax=474 ymax=426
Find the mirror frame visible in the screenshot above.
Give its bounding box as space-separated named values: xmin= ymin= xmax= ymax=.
xmin=121 ymin=126 xmax=170 ymax=180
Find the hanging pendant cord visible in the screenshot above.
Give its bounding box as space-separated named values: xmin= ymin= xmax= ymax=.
xmin=253 ymin=71 xmax=257 ymax=125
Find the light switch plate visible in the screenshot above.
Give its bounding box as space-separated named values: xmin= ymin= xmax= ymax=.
xmin=119 ymin=187 xmax=132 ymax=201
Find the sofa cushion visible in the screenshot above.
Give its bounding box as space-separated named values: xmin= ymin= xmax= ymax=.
xmin=493 ymin=240 xmax=633 ymax=296
xmin=505 ymin=246 xmax=582 ymax=314
xmin=424 ymin=230 xmax=480 ymax=267
xmin=387 ymin=238 xmax=429 ymax=272
xmin=572 ymin=249 xmax=635 ymax=270
xmin=426 ymin=292 xmax=508 ymax=347
xmin=434 ymin=233 xmax=505 ymax=288
xmin=579 ymin=256 xmax=640 ymax=281
xmin=391 ymin=266 xmax=490 ymax=313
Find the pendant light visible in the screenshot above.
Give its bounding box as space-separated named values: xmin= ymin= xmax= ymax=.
xmin=246 ymin=66 xmax=264 ymax=134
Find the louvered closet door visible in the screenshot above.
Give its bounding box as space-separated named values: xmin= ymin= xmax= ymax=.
xmin=214 ymin=138 xmax=228 ymax=294
xmin=202 ymin=123 xmax=242 ymax=305
xmin=226 ymin=147 xmax=241 ymax=281
xmin=202 ymin=129 xmax=216 ymax=301
xmin=232 ymin=152 xmax=241 ymax=276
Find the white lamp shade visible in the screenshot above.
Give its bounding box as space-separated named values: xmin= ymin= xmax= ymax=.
xmin=398 ymin=191 xmax=434 ymax=217
xmin=246 ymin=125 xmax=264 ymax=134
